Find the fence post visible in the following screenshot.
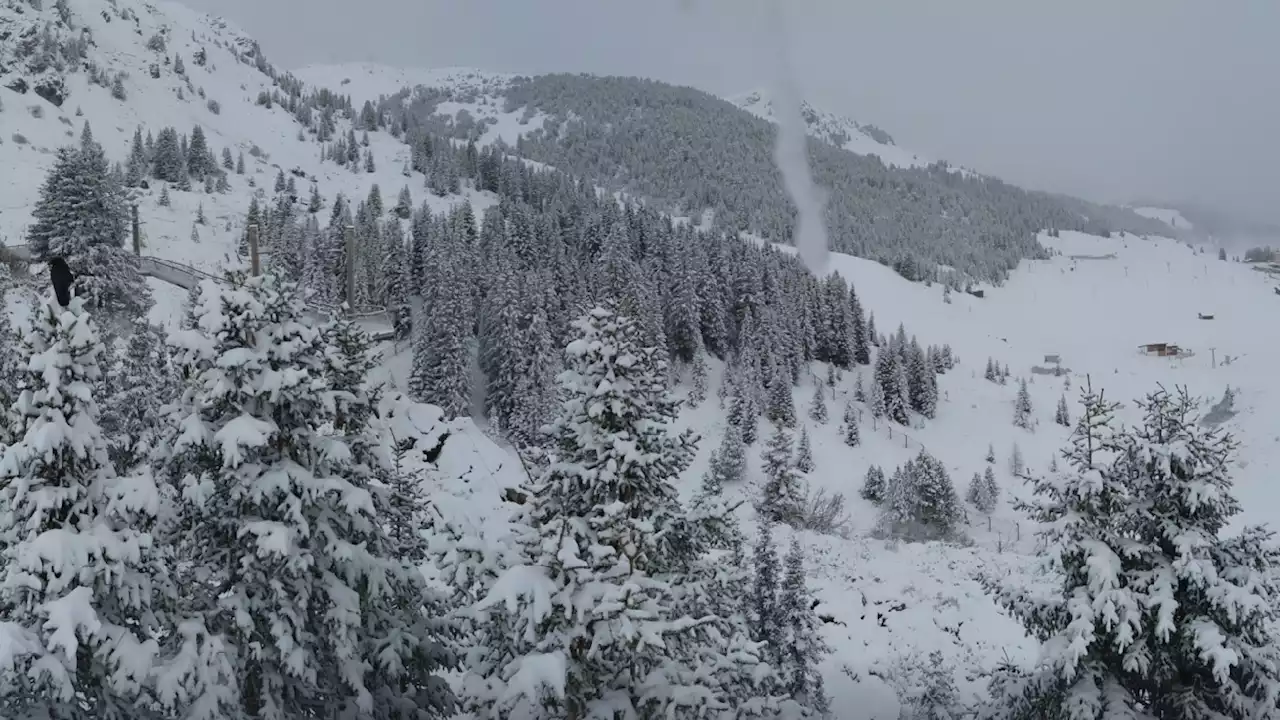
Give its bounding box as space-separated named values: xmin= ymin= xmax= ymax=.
xmin=344 ymin=224 xmax=356 ymax=316
xmin=131 ymin=203 xmax=141 ymax=256
xmin=248 ymin=223 xmax=260 ymax=277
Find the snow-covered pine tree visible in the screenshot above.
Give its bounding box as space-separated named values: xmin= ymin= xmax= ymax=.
xmin=861 ymin=464 xmax=886 ymax=503
xmin=766 ymin=361 xmax=796 ymax=428
xmin=1054 ymin=394 xmax=1069 ymax=426
xmin=98 ymin=323 xmax=175 ymax=474
xmin=704 ymin=419 xmax=748 ymax=491
xmin=875 ymin=348 xmax=909 ymax=425
xmin=27 ymin=129 xmax=152 ymax=324
xmin=1013 ymin=377 xmax=1033 ymax=429
xmin=778 ymin=536 xmax=831 ymax=714
xmin=842 ymin=401 xmax=860 ymax=447
xmin=879 ymin=451 xmax=962 ymax=541
xmin=751 ymin=520 xmax=783 ymax=661
xmin=808 ymin=381 xmax=828 ymax=424
xmin=729 ymin=366 xmax=760 ymax=446
xmin=980 ymin=381 xmax=1140 ymax=719
xmin=795 ymin=424 xmax=815 ymax=473
xmin=460 ymin=304 xmax=774 ymax=717
xmin=759 ymin=423 xmax=803 ymax=524
xmin=161 ymin=274 xmax=456 ymax=718
xmin=407 ymin=224 xmax=472 ymax=418
xmin=0 ymin=292 xmax=182 ymax=718
xmin=868 ymin=366 xmax=886 ymax=422
xmin=853 ymin=371 xmax=865 ymax=401
xmin=967 ymin=468 xmax=998 ymax=515
xmin=985 ymin=357 xmax=998 ymax=382
xmin=689 ymin=352 xmax=709 ymax=407
xmin=1114 ymin=386 xmax=1280 ymax=718
xmin=986 ymin=442 xmax=996 ymax=464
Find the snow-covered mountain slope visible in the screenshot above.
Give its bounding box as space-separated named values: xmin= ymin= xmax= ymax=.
xmin=0 ymin=0 xmax=486 ymax=274
xmin=1128 ymin=205 xmax=1195 ymax=233
xmin=728 ymin=88 xmax=975 ymax=174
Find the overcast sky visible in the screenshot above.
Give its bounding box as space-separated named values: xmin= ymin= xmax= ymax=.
xmin=186 ymin=0 xmax=1278 ymax=222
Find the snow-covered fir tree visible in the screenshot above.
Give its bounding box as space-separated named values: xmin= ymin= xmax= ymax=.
xmin=766 ymin=362 xmax=797 ymax=428
xmin=1054 ymin=394 xmax=1070 ymax=426
xmin=1013 ymin=377 xmax=1033 ymax=429
xmin=98 ymin=323 xmax=175 ymax=474
xmin=689 ymin=352 xmax=709 ymax=406
xmin=778 ymin=536 xmax=831 ymax=715
xmin=704 ymin=420 xmax=748 ymax=491
xmin=967 ymin=467 xmax=998 ymax=515
xmin=795 ymin=424 xmax=815 ymax=473
xmin=986 ymin=443 xmax=996 ymax=464
xmin=808 ymin=381 xmax=828 ymax=424
xmin=860 ymin=464 xmax=886 ymax=503
xmin=759 ymin=423 xmax=803 ymax=524
xmin=160 ymin=273 xmax=457 ymax=718
xmin=0 ymin=292 xmax=176 ymax=719
xmin=26 ymin=126 xmax=152 ymax=325
xmin=842 ymin=401 xmax=860 ymax=447
xmin=878 ymin=450 xmax=962 ymax=541
xmin=455 ymin=304 xmax=778 ymax=718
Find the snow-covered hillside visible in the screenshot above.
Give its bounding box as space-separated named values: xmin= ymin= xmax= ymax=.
xmin=1128 ymin=205 xmax=1195 ymax=233
xmin=728 ymin=88 xmax=976 ymax=175
xmin=0 ymin=0 xmax=488 ymax=274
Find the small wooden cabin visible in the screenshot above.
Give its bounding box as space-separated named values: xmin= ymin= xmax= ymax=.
xmin=1140 ymin=342 xmax=1185 ymax=357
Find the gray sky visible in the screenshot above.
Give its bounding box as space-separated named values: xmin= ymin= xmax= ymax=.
xmin=187 ymin=0 xmax=1279 ymax=223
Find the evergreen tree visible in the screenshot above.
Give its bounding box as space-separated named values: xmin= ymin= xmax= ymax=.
xmin=187 ymin=124 xmax=210 ymax=178
xmin=868 ymin=365 xmax=886 ymax=422
xmin=759 ymin=424 xmax=802 ymax=524
xmin=704 ymin=421 xmax=748 ymax=491
xmin=0 ymin=293 xmax=181 ymax=718
xmin=842 ymin=400 xmax=860 ymax=447
xmin=795 ymin=424 xmax=815 ymax=473
xmin=980 ymin=382 xmax=1138 ymax=718
xmin=808 ymin=381 xmax=828 ymax=424
xmin=162 ymin=274 xmax=457 ymax=718
xmin=689 ymin=352 xmax=709 ymax=407
xmin=1009 ymin=442 xmax=1024 ymax=477
xmin=1054 ymin=394 xmax=1070 ymax=426
xmin=750 ymin=521 xmax=783 ymax=659
xmin=235 ymin=151 xmax=245 ymax=174
xmin=854 ymin=371 xmax=865 ymax=402
xmin=98 ymin=323 xmax=175 ymax=474
xmin=778 ymin=537 xmax=831 ymax=713
xmin=456 ymin=304 xmax=773 ymax=717
xmin=967 ymin=468 xmax=998 ymax=515
xmin=879 ymin=450 xmax=962 ymax=541
xmin=986 ymin=443 xmax=997 ymax=464
xmin=1013 ymin=377 xmax=1033 ymax=429
xmin=221 ymin=146 xmax=233 ymax=170
xmin=766 ymin=362 xmax=796 ymax=428
xmin=861 ymin=464 xmax=886 ymax=503
xmin=395 ymin=185 xmax=413 ymax=219
xmin=27 ymin=133 xmax=152 ymax=322
xmin=159 ymin=183 xmax=171 ymax=207
xmin=729 ymin=369 xmax=759 ymax=446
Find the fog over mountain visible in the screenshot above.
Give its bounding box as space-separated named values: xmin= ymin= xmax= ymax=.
xmin=186 ymin=0 xmax=1280 ymax=230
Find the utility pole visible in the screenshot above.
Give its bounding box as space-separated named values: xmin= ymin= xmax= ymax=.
xmin=131 ymin=203 xmax=141 ymax=256
xmin=248 ymin=223 xmax=260 ymax=276
xmin=344 ymin=224 xmax=356 ymax=315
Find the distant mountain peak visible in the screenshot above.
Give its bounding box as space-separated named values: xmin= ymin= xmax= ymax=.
xmin=726 ymin=88 xmax=967 ymax=173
